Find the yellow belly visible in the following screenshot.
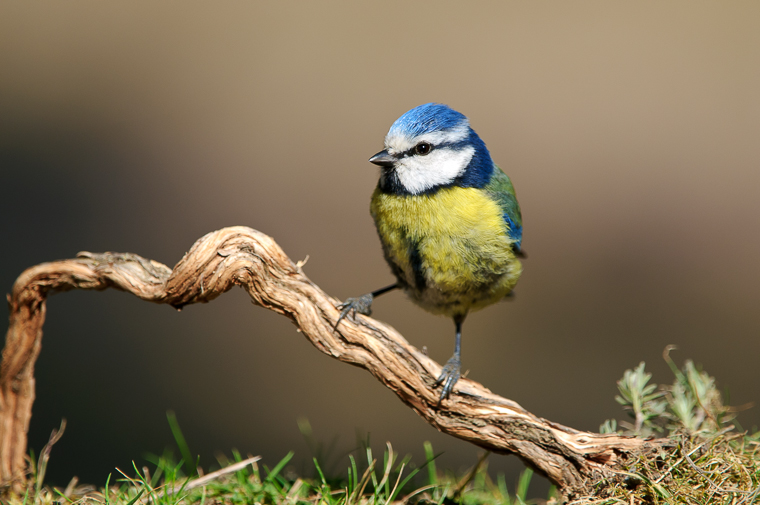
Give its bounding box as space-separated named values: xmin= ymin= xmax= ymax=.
xmin=370 ymin=186 xmax=522 ymax=317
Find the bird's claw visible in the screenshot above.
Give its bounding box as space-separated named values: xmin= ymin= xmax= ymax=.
xmin=334 ymin=294 xmax=374 ymax=330
xmin=434 ymin=355 xmax=461 ymax=402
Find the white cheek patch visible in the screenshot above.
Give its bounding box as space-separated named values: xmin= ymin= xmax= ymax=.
xmin=385 ymin=123 xmax=470 ymax=155
xmin=395 ymin=146 xmax=475 ymax=194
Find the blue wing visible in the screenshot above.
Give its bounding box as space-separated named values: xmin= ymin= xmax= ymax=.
xmin=484 ymin=166 xmax=523 ymax=253
xmin=503 ymin=213 xmax=523 ymax=250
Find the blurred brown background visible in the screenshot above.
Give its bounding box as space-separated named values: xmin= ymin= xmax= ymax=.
xmin=1 ymin=1 xmax=759 ymax=493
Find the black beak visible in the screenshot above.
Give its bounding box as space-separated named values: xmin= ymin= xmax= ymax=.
xmin=369 ymin=150 xmax=396 ymax=168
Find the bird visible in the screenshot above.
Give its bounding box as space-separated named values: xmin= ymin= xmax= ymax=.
xmin=335 ymin=103 xmax=523 ymax=402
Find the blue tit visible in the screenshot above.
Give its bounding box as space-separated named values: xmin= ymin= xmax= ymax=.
xmin=336 ymin=103 xmax=523 ymax=402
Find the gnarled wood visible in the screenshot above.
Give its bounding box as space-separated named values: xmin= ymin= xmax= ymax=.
xmin=1 ymin=226 xmax=662 ymax=498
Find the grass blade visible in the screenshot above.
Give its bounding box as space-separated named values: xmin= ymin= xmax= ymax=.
xmin=516 ymin=467 xmax=533 ymax=503
xmin=166 ymin=410 xmax=196 ymax=477
xmin=266 ymin=451 xmax=295 ymax=483
xmin=424 ymin=441 xmax=438 ymax=487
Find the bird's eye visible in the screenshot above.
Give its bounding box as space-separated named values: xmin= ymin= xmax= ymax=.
xmin=415 ymin=142 xmax=432 ymax=156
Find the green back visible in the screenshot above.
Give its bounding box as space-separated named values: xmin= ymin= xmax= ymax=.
xmin=485 ymin=166 xmax=522 ymax=247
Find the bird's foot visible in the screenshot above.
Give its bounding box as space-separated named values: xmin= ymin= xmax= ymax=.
xmin=434 ymin=355 xmax=461 ymax=402
xmin=334 ymin=293 xmax=373 ymax=330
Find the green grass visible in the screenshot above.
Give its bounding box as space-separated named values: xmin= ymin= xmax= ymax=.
xmin=6 ymin=348 xmax=760 ymax=504
xmin=14 ymin=439 xmax=542 ymax=505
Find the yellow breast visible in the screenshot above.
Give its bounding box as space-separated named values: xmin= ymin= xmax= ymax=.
xmin=370 ymin=186 xmax=522 ymax=316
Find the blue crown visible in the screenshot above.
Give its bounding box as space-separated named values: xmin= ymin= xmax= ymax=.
xmin=387 ymin=103 xmax=468 ymax=139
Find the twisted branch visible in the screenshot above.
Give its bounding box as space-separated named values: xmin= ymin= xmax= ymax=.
xmin=0 ymin=226 xmax=661 ymax=498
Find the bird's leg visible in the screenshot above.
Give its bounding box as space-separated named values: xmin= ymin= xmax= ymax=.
xmin=434 ymin=315 xmax=465 ymax=402
xmin=334 ymin=283 xmax=398 ymax=330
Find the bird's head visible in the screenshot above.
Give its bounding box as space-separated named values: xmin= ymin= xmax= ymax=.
xmin=370 ymin=103 xmax=494 ymax=195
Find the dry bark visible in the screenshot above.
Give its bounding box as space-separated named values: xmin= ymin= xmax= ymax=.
xmin=0 ymin=226 xmax=662 ymax=498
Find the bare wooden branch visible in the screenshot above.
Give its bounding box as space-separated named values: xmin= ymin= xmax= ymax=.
xmin=0 ymin=226 xmax=663 ymax=498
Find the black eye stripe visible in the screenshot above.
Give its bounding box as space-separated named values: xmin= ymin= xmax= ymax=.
xmin=395 ymin=139 xmax=469 ymax=159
